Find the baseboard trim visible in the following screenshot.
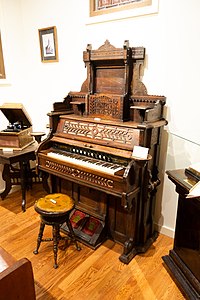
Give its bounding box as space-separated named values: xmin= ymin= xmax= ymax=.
xmin=154 ymin=223 xmax=175 ymax=238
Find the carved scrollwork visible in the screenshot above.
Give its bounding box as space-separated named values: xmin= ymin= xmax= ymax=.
xmin=98 ymin=40 xmax=116 ymax=51
xmin=123 ymin=238 xmax=134 ymax=255
xmin=63 ymin=120 xmax=140 ymax=146
xmin=45 ymin=160 xmax=114 ymax=189
xmin=89 ymin=95 xmax=122 ymax=119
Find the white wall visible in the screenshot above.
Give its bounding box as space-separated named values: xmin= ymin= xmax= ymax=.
xmin=0 ymin=0 xmax=199 ymax=237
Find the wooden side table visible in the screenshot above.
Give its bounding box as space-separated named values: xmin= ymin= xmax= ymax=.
xmin=31 ymin=132 xmax=46 ymax=144
xmin=0 ymin=142 xmax=41 ymax=211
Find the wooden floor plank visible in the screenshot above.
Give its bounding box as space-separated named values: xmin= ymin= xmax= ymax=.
xmin=0 ymin=184 xmax=186 ymax=300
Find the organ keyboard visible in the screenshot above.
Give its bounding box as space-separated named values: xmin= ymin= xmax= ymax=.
xmin=37 ymin=40 xmax=167 ymax=263
xmin=46 ymin=150 xmax=124 ymax=176
xmin=38 ymin=138 xmax=138 ymax=198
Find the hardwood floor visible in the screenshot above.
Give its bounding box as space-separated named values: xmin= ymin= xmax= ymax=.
xmin=0 ymin=184 xmax=186 ymax=300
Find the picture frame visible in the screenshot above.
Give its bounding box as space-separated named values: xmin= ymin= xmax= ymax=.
xmin=88 ymin=0 xmax=159 ymax=24
xmin=0 ymin=32 xmax=6 ymax=79
xmin=90 ymin=0 xmax=152 ymax=17
xmin=38 ymin=26 xmax=58 ymax=63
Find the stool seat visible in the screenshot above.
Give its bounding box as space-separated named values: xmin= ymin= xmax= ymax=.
xmin=34 ymin=193 xmax=74 ymax=215
xmin=33 ymin=193 xmax=81 ymax=268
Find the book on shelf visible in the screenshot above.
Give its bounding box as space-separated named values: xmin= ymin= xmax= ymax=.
xmin=185 ymin=162 xmax=200 ymax=181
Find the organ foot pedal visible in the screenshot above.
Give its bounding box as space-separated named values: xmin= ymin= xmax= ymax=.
xmin=61 ymin=209 xmax=107 ymax=249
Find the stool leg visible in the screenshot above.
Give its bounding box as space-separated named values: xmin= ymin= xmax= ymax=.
xmin=33 ymin=221 xmax=45 ymax=254
xmin=66 ymin=219 xmax=81 ymax=251
xmin=52 ymin=224 xmax=60 ymax=269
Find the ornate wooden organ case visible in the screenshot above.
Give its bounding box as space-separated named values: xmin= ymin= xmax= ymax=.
xmin=37 ymin=40 xmax=167 ymax=263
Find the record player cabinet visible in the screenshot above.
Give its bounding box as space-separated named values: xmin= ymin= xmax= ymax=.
xmin=0 ymin=103 xmax=34 ymax=150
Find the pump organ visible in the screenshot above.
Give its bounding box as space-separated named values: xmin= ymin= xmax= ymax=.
xmin=37 ymin=40 xmax=167 ymax=263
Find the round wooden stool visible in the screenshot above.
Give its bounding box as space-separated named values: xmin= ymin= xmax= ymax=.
xmin=33 ymin=193 xmax=81 ymax=268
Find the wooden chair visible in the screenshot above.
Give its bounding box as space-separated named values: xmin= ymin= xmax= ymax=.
xmin=0 ymin=247 xmax=36 ymax=300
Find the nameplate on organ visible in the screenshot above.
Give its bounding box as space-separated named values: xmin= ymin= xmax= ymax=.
xmin=37 ymin=40 xmax=167 ymax=263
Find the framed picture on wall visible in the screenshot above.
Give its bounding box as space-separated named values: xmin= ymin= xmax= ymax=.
xmin=88 ymin=0 xmax=159 ymax=23
xmin=0 ymin=32 xmax=6 ymax=79
xmin=90 ymin=0 xmax=153 ymax=16
xmin=38 ymin=26 xmax=58 ymax=63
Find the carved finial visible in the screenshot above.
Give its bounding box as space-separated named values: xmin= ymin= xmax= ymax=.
xmin=86 ymin=44 xmax=92 ymax=51
xmin=124 ymin=40 xmax=129 ymax=49
xmin=104 ymin=40 xmax=111 ymax=46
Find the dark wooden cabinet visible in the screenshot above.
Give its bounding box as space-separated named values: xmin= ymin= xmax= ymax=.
xmin=163 ymin=169 xmax=200 ymax=299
